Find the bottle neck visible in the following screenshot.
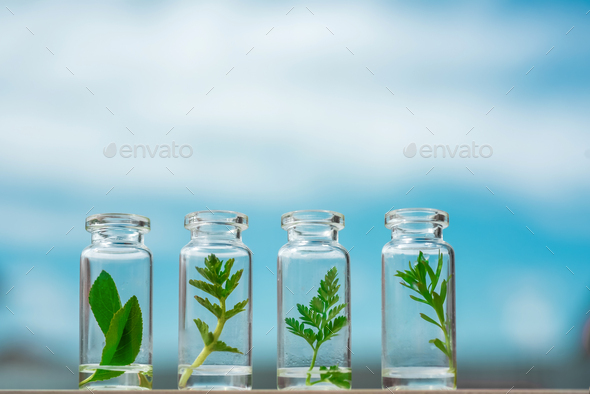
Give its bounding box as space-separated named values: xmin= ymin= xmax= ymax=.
xmin=391 ymin=223 xmax=443 ymax=240
xmin=91 ymin=228 xmax=145 ymax=244
xmin=287 ymin=224 xmax=338 ymax=242
xmin=190 ymin=223 xmax=242 ymax=241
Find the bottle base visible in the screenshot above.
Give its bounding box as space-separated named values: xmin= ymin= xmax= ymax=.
xmin=178 ymin=365 xmax=252 ymax=390
xmin=79 ymin=364 xmax=152 ymax=390
xmin=278 ymin=367 xmax=352 ymax=390
xmin=382 ymin=367 xmax=455 ymax=390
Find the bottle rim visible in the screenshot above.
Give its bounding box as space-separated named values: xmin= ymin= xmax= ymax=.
xmin=85 ymin=213 xmax=150 ymax=232
xmin=385 ymin=208 xmax=449 ymax=229
xmin=184 ymin=210 xmax=248 ymax=230
xmin=281 ymin=210 xmax=345 ymax=230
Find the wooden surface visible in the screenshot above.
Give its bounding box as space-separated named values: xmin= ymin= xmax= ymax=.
xmin=0 ymin=390 xmax=587 ymax=393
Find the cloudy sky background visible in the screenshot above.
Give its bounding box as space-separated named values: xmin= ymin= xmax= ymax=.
xmin=1 ymin=0 xmax=589 ymax=389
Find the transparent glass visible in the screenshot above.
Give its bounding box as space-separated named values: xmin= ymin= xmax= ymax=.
xmin=277 ymin=210 xmax=352 ymax=390
xmin=79 ymin=213 xmax=153 ymax=390
xmin=381 ymin=208 xmax=456 ymax=390
xmin=178 ymin=210 xmax=252 ymax=390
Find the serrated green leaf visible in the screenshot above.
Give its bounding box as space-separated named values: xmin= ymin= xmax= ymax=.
xmin=285 ymin=267 xmax=350 ymax=388
xmin=327 ymin=304 xmax=346 ymax=321
xmin=211 ymin=340 xmax=242 ymax=354
xmin=309 ymin=296 xmax=324 ymax=313
xmin=81 ymin=295 xmax=143 ymax=387
xmin=225 ymin=299 xmax=248 ymax=320
xmin=106 ymin=296 xmax=143 ymax=366
xmin=88 ymin=270 xmax=122 ymax=336
xmin=223 ymin=269 xmax=243 ymax=297
xmin=220 ymin=258 xmax=235 ymax=284
xmin=194 ymin=319 xmax=214 ymax=346
xmin=195 ymin=296 xmax=222 ymax=318
xmin=190 ymin=279 xmax=224 ymax=299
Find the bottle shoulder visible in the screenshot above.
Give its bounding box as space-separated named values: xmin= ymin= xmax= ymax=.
xmin=81 ymin=242 xmax=152 ymax=258
xmin=382 ymin=238 xmax=454 ymax=255
xmin=278 ymin=240 xmax=348 ymax=257
xmin=180 ymin=239 xmax=252 ymax=257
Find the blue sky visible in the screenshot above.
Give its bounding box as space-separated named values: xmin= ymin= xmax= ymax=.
xmin=1 ymin=0 xmax=590 ymax=389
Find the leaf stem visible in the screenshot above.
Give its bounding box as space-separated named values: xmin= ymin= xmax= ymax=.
xmin=305 ymin=345 xmax=320 ymax=385
xmin=178 ymin=299 xmax=226 ymax=388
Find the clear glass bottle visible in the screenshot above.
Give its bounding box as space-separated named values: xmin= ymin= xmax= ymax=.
xmin=79 ymin=213 xmax=153 ymax=390
xmin=178 ymin=210 xmax=252 ymax=390
xmin=277 ymin=210 xmax=352 ymax=390
xmin=381 ymin=208 xmax=456 ymax=390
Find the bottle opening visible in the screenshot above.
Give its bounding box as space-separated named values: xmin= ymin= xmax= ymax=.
xmin=184 ymin=210 xmax=248 ymax=231
xmin=385 ymin=208 xmax=449 ymax=229
xmin=281 ymin=210 xmax=344 ymax=230
xmin=85 ymin=213 xmax=150 ymax=233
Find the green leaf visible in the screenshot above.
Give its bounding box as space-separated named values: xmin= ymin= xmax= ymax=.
xmin=195 ymin=296 xmax=222 ymax=318
xmin=327 ymin=304 xmax=346 ymax=321
xmin=285 ymin=267 xmax=349 ymax=386
xmin=309 ymin=296 xmax=324 ymax=314
xmin=223 ymin=269 xmax=243 ymax=298
xmin=211 ymin=340 xmax=243 ymax=354
xmin=420 ymin=313 xmax=442 ymax=329
xmin=196 ymin=266 xmax=220 ymax=286
xmin=314 ymin=365 xmax=351 ymax=389
xmin=435 ymin=253 xmax=443 ymax=283
xmin=429 ymin=338 xmax=450 ymax=358
xmin=82 ymin=295 xmax=143 ymax=387
xmin=440 ymin=279 xmax=447 ymax=304
xmin=321 ymin=315 xmax=347 ymax=344
xmin=397 ymin=250 xmax=455 ymax=386
xmin=297 ymin=304 xmax=321 ymax=329
xmin=225 ymin=299 xmax=249 ymax=320
xmin=88 ymin=270 xmax=122 ymax=336
xmin=286 ymin=317 xmax=316 ymax=346
xmin=409 ymin=295 xmax=428 ymax=304
xmin=105 ymin=296 xmax=143 ymax=366
xmin=194 ymin=319 xmax=214 ymax=346
xmin=189 ymin=279 xmax=224 ymax=300
xmin=220 ymin=258 xmax=235 ymax=284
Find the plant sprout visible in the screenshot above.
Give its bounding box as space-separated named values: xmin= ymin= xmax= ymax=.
xmin=394 ymin=251 xmax=456 ymax=387
xmin=178 ymin=254 xmax=248 ymax=388
xmin=80 ymin=270 xmax=150 ymax=388
xmin=285 ymin=267 xmax=351 ymax=389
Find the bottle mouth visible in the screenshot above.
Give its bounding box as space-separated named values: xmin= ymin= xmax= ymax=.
xmin=281 ymin=210 xmax=344 ymax=230
xmin=385 ymin=208 xmax=449 ymax=229
xmin=86 ymin=213 xmax=150 ymax=233
xmin=184 ymin=210 xmax=248 ymax=230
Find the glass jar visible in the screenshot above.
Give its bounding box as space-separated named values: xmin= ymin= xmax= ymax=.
xmin=178 ymin=210 xmax=252 ymax=390
xmin=381 ymin=208 xmax=456 ymax=390
xmin=277 ymin=210 xmax=352 ymax=390
xmin=79 ymin=213 xmax=153 ymax=390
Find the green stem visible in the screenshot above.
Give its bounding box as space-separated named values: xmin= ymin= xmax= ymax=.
xmin=178 ymin=299 xmax=226 ymax=388
xmin=305 ymin=346 xmax=319 ymax=386
xmin=79 ymin=374 xmax=93 ymax=387
xmin=436 ymin=313 xmax=456 ymax=388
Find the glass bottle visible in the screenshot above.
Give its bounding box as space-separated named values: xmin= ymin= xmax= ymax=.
xmin=178 ymin=210 xmax=252 ymax=390
xmin=381 ymin=208 xmax=456 ymax=390
xmin=79 ymin=213 xmax=153 ymax=390
xmin=277 ymin=210 xmax=352 ymax=390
